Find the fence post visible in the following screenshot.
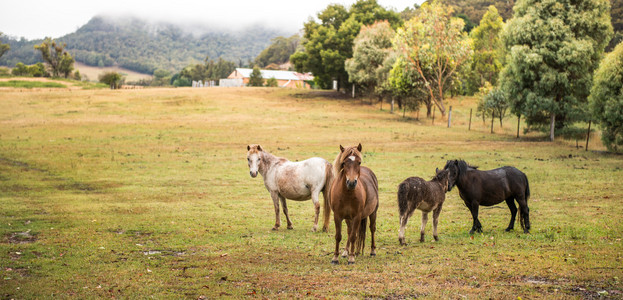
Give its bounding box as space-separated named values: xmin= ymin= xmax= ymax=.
xmin=491 ymin=111 xmax=495 ymax=133
xmin=516 ymin=114 xmax=521 ymax=138
xmin=585 ymin=120 xmax=591 ymax=151
xmin=469 ymin=108 xmax=472 ymax=131
xmin=447 ymin=106 xmax=452 ymax=128
xmin=432 ymin=106 xmax=436 ymax=125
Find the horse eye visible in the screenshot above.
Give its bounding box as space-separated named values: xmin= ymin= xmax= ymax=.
xmin=357 ymin=161 xmax=361 ymax=165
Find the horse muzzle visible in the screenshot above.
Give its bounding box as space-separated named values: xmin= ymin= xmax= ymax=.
xmin=346 ymin=179 xmax=358 ymax=190
xmin=250 ymin=171 xmax=258 ymax=178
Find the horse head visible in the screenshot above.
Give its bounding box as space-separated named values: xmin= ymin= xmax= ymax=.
xmin=443 ymin=160 xmax=460 ymax=191
xmin=435 ymin=168 xmax=451 ymax=192
xmin=246 ymin=144 xmax=263 ymax=178
xmin=335 ymin=143 xmax=363 ymax=190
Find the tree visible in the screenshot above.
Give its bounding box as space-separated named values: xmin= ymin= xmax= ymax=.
xmin=255 ymin=35 xmax=300 ymax=67
xmin=394 ymin=1 xmax=473 ymax=117
xmin=500 ymin=0 xmax=613 ymax=141
xmin=589 ymin=41 xmax=623 ymax=152
xmin=59 ymin=52 xmax=75 ymax=78
xmin=152 ymin=69 xmax=171 ymax=86
xmin=483 ymin=85 xmax=509 ymax=127
xmin=34 ymin=37 xmax=75 ymax=78
xmin=290 ymin=0 xmax=402 ymax=90
xmin=248 ymin=65 xmax=264 ymax=86
xmin=0 ymin=32 xmax=10 ymax=60
xmin=345 ymin=21 xmax=395 ymax=102
xmin=387 ymin=56 xmax=431 ymax=116
xmin=99 ymin=71 xmax=123 ymax=89
xmin=466 ymin=5 xmax=505 ymax=94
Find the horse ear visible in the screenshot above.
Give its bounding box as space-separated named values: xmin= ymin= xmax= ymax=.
xmin=247 ymin=145 xmax=251 ymax=151
xmin=357 ymin=143 xmax=362 ymax=152
xmin=339 ymin=145 xmax=345 ymax=152
xmin=436 ymin=167 xmax=439 ymax=173
xmin=257 ymin=145 xmax=263 ymax=152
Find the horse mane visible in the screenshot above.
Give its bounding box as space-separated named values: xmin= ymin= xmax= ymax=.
xmin=332 ymin=146 xmax=363 ymax=178
xmin=456 ymin=160 xmax=478 ymax=176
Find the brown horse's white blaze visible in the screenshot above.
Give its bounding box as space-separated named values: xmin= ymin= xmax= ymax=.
xmin=246 ymin=144 xmax=332 ymax=232
xmin=330 ymin=144 xmax=379 ymax=265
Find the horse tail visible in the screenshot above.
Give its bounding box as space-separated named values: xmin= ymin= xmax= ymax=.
xmin=397 ymin=182 xmax=409 ymax=218
xmin=322 ymin=162 xmax=333 ymax=232
xmin=519 ymin=173 xmax=530 ymax=232
xmin=355 ymin=218 xmax=367 ymax=256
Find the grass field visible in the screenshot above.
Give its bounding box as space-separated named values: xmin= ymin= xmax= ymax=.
xmin=74 ymin=62 xmax=152 ymax=83
xmin=0 ymin=87 xmax=621 ymax=298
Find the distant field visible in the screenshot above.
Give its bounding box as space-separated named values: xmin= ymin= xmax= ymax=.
xmin=0 ymin=80 xmax=67 ymax=88
xmin=0 ymin=88 xmax=621 ymax=298
xmin=74 ymin=62 xmax=152 ymax=82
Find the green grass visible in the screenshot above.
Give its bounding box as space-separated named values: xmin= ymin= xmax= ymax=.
xmin=0 ymin=87 xmax=621 ymax=298
xmin=0 ymin=80 xmax=67 ymax=88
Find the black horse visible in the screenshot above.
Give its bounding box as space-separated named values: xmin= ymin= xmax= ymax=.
xmin=443 ymin=160 xmax=530 ymax=234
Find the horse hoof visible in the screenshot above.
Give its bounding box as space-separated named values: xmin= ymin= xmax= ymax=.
xmin=321 ymin=227 xmax=328 ymax=233
xmin=434 ymin=236 xmax=439 ymax=242
xmin=287 ymin=226 xmax=293 ymax=230
xmin=370 ymin=253 xmax=376 ymax=257
xmin=272 ymin=227 xmax=279 ymax=231
xmin=348 ymin=261 xmax=355 ymax=265
xmin=505 ymin=228 xmax=513 ymax=232
xmin=331 ymin=260 xmax=339 ymax=265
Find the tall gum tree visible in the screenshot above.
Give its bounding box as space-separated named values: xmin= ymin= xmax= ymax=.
xmin=393 ymin=1 xmax=473 ymax=117
xmin=500 ymin=0 xmax=613 ymax=141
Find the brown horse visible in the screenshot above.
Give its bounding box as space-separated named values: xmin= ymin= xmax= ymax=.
xmin=397 ymin=168 xmax=451 ymax=245
xmin=330 ymin=144 xmax=379 ymax=265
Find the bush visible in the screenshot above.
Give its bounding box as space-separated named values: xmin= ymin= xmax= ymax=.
xmin=265 ymin=77 xmax=278 ymax=87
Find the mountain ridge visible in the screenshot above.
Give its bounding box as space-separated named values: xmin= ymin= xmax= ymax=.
xmin=0 ymin=15 xmax=293 ymax=74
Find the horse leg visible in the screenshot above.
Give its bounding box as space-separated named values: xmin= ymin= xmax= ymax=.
xmin=432 ymin=203 xmax=443 ymax=241
xmin=270 ymin=192 xmax=281 ymax=230
xmin=311 ymin=188 xmax=321 ymax=232
xmin=369 ymin=211 xmax=377 ymax=256
xmin=398 ymin=214 xmax=410 ymax=246
xmin=469 ymin=202 xmax=482 ymax=234
xmin=279 ymin=195 xmax=293 ymax=229
xmin=347 ymin=218 xmax=360 ymax=264
xmin=505 ymin=198 xmax=517 ymax=232
xmin=420 ymin=211 xmax=428 ymax=242
xmin=342 ymin=219 xmax=351 ymax=257
xmin=517 ymin=197 xmax=530 ymax=233
xmin=332 ymin=216 xmax=342 ymax=264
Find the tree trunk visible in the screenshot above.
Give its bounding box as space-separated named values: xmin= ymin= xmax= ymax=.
xmin=379 ymin=95 xmax=383 ymax=110
xmin=390 ymin=98 xmax=394 ymax=114
xmin=426 ymin=101 xmax=432 ymax=118
xmin=549 ymin=112 xmax=555 ymax=142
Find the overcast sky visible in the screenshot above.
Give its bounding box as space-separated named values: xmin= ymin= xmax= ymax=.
xmin=1 ymin=0 xmax=425 ymax=40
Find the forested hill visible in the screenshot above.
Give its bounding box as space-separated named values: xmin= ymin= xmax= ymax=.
xmin=0 ymin=16 xmax=291 ymax=74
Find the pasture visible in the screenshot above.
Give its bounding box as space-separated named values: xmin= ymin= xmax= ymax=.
xmin=0 ymin=86 xmax=621 ymax=298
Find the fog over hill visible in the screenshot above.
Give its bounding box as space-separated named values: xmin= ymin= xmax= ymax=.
xmin=0 ymin=15 xmax=293 ymax=74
